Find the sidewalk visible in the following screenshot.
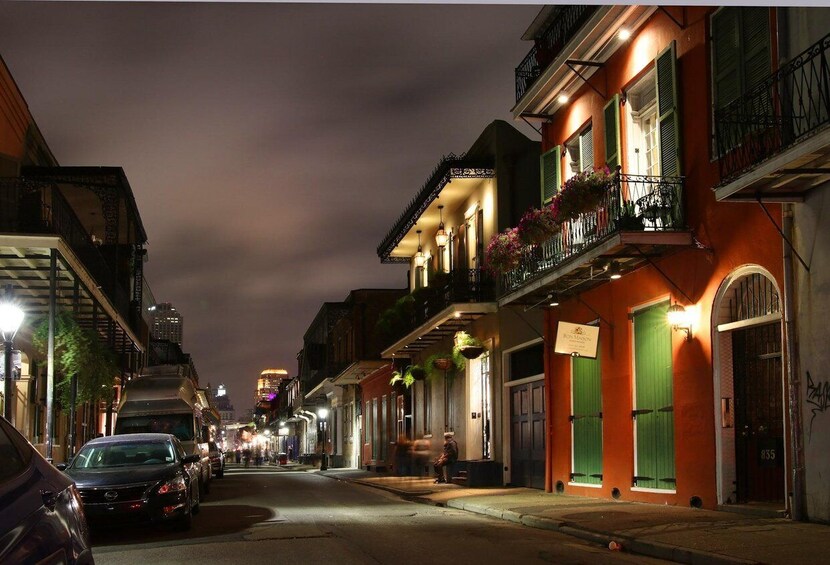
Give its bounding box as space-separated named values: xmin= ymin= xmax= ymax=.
xmin=318 ymin=468 xmax=830 ymax=565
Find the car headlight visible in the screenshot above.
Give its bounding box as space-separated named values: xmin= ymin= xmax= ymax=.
xmin=157 ymin=475 xmax=187 ymax=495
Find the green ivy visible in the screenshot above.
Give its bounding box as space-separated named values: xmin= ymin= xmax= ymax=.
xmin=32 ymin=311 xmax=119 ymax=407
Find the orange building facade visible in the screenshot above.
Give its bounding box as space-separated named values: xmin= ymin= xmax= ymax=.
xmin=503 ymin=6 xmax=791 ymax=512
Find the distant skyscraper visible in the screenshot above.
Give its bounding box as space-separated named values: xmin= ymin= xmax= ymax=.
xmin=256 ymin=368 xmax=290 ymax=402
xmin=149 ymin=302 xmax=183 ymax=346
xmin=212 ymin=384 xmax=236 ymax=423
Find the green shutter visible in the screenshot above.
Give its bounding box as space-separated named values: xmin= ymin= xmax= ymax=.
xmin=656 ymin=42 xmax=681 ymax=177
xmin=580 ymin=126 xmax=594 ymax=172
xmin=603 ymin=95 xmax=621 ymax=169
xmin=711 ymin=8 xmax=741 ymax=112
xmin=633 ymin=302 xmax=675 ymax=490
xmin=572 ymin=354 xmax=602 ymax=485
xmin=540 ymin=145 xmax=561 ymax=204
xmin=742 ymin=8 xmax=771 ymax=92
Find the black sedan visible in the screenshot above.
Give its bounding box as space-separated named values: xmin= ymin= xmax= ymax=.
xmin=0 ymin=415 xmax=93 ymax=564
xmin=62 ymin=433 xmax=201 ymax=530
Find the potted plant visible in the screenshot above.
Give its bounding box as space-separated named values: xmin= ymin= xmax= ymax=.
xmin=615 ymin=201 xmax=645 ymax=231
xmin=485 ymin=227 xmax=523 ymax=274
xmin=517 ymin=206 xmax=559 ymax=246
xmin=453 ymin=331 xmax=485 ymax=360
xmin=409 ymin=364 xmax=426 ymax=381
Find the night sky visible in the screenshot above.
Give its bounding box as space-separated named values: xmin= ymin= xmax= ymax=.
xmin=0 ymin=2 xmax=539 ymax=414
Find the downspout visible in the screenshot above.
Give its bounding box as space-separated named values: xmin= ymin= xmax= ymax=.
xmin=544 ymin=307 xmax=554 ymax=493
xmin=782 ymin=205 xmax=806 ymax=521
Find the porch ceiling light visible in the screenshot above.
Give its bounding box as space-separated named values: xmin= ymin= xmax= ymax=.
xmin=549 ymin=294 xmax=560 ymax=307
xmin=414 ymin=230 xmax=425 ymax=267
xmin=558 ymin=93 xmax=569 ymax=104
xmin=317 ymin=407 xmax=329 ymax=420
xmin=668 ymin=303 xmax=692 ymax=341
xmin=618 ymin=28 xmax=632 ymax=40
xmin=435 ymin=205 xmax=449 ymax=248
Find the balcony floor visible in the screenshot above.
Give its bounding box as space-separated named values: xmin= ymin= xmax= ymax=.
xmin=499 ymin=230 xmax=694 ymax=307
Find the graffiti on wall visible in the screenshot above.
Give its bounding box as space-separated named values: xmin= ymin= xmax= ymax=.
xmin=806 ymin=371 xmax=830 ymax=440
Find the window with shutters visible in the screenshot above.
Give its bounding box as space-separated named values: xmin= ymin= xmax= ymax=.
xmin=711 ymin=7 xmax=771 ymax=152
xmin=564 ymin=124 xmax=594 ymax=180
xmin=625 ymin=69 xmax=661 ymax=177
xmin=540 ymin=146 xmax=561 ymax=204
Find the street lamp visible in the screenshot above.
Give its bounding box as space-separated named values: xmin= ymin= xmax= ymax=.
xmin=0 ymin=299 xmax=24 ymax=425
xmin=317 ymin=407 xmax=329 ymax=471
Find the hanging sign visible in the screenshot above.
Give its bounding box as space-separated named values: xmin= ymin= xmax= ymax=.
xmin=554 ymin=322 xmax=599 ymax=359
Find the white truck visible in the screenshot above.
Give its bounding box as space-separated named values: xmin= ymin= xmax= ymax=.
xmin=114 ymin=365 xmax=212 ymax=495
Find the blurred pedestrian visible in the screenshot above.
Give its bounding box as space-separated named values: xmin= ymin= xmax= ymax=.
xmin=394 ymin=434 xmax=412 ymax=476
xmin=413 ymin=437 xmax=430 ymax=476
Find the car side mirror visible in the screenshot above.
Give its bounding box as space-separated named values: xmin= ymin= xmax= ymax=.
xmin=182 ymin=454 xmax=200 ymax=465
xmin=56 ymin=463 xmax=68 ymax=471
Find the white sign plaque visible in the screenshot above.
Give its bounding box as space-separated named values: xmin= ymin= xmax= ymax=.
xmin=554 ymin=322 xmax=599 ymax=358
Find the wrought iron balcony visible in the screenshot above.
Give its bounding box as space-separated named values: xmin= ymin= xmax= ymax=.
xmin=715 ymin=32 xmax=830 ymax=185
xmin=501 ymin=173 xmax=685 ymax=295
xmin=0 ymin=178 xmax=132 ymax=322
xmin=379 ymin=268 xmax=495 ymax=353
xmin=515 ymin=5 xmax=599 ymax=102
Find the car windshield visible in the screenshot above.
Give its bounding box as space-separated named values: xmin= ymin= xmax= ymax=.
xmin=114 ymin=415 xmax=195 ymax=441
xmin=73 ymin=442 xmax=175 ymax=469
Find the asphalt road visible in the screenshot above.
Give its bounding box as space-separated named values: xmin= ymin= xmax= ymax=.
xmin=91 ymin=465 xmax=670 ymax=565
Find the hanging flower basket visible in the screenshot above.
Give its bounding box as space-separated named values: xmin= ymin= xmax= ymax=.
xmin=552 ymin=168 xmax=614 ymax=223
xmin=485 ymin=227 xmax=523 ymax=273
xmin=517 ymin=206 xmax=559 ymax=246
xmin=409 ymin=365 xmax=426 ymax=381
xmin=432 ymin=357 xmax=453 ymax=371
xmin=457 ymin=345 xmax=485 ymax=359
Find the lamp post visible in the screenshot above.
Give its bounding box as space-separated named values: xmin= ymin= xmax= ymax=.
xmin=0 ymin=297 xmax=24 ymax=426
xmin=318 ymin=407 xmax=329 ymax=471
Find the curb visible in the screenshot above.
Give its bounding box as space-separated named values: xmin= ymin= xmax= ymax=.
xmin=446 ymin=499 xmax=759 ymax=565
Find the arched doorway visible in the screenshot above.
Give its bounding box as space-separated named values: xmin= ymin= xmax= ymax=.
xmin=713 ymin=267 xmax=786 ymax=509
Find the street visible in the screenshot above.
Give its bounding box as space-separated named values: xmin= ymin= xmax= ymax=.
xmin=91 ymin=466 xmax=668 ymax=565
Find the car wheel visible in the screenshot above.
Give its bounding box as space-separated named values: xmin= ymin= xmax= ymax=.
xmin=175 ymin=501 xmax=193 ymax=531
xmin=191 ymin=480 xmax=201 ymax=515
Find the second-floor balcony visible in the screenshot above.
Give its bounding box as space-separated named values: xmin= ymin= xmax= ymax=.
xmin=0 ymin=178 xmax=135 ymax=323
xmin=715 ymin=32 xmax=830 ymax=201
xmin=381 ymin=268 xmax=496 ymax=358
xmin=499 ymin=173 xmax=692 ymax=306
xmin=515 ymin=5 xmax=599 ymax=102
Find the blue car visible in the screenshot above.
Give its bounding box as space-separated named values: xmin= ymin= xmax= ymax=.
xmin=0 ymin=416 xmax=94 ymax=564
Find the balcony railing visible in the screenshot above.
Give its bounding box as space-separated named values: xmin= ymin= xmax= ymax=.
xmin=515 ymin=5 xmax=599 ymax=102
xmin=0 ymin=178 xmax=132 ymax=322
xmin=715 ymin=32 xmax=830 ymax=183
xmin=502 ymin=173 xmax=685 ymax=294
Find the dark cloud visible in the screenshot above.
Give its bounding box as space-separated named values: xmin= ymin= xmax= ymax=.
xmin=0 ymin=2 xmax=538 ymax=412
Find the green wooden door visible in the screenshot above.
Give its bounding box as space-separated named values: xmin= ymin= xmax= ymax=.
xmin=571 ymin=355 xmax=602 ymax=485
xmin=633 ymin=302 xmax=675 ymax=490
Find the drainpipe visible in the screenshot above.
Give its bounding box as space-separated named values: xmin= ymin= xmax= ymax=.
xmin=782 ymin=204 xmax=805 ymax=521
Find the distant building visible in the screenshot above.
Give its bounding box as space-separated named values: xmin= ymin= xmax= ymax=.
xmin=213 ymin=384 xmax=236 ymax=423
xmin=149 ymin=302 xmax=183 ymax=346
xmin=256 ymin=368 xmax=290 ymax=403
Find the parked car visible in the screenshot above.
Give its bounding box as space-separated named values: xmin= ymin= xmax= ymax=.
xmin=207 ymin=441 xmax=224 ymax=478
xmin=61 ymin=433 xmax=201 ymax=531
xmin=0 ymin=416 xmax=94 ymax=564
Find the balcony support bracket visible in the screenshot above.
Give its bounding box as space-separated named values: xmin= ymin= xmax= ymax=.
xmin=633 ymin=244 xmax=695 ymax=304
xmin=757 ymin=196 xmax=810 ymax=272
xmin=658 ymin=7 xmax=686 ymax=30
xmin=565 ymin=60 xmax=606 ymax=100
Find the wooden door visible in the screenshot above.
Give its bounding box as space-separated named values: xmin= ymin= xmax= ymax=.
xmin=733 ymin=323 xmax=784 ymax=503
xmin=510 ymin=380 xmax=546 ymax=488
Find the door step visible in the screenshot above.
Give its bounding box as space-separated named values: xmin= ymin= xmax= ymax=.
xmin=717 ymin=503 xmax=787 ymax=519
xmin=451 ymin=470 xmax=468 ymax=486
